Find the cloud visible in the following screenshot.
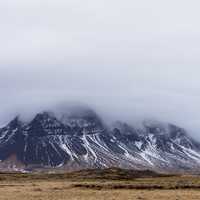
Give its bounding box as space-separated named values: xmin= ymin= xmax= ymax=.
xmin=0 ymin=0 xmax=200 ymax=139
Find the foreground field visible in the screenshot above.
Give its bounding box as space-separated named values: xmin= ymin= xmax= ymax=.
xmin=0 ymin=168 xmax=200 ymax=200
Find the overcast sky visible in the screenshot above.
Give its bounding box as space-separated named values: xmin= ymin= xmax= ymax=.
xmin=0 ymin=0 xmax=200 ymax=138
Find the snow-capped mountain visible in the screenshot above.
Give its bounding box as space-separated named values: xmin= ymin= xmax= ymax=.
xmin=0 ymin=107 xmax=200 ymax=172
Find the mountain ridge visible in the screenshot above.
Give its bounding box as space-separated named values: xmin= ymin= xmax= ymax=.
xmin=0 ymin=107 xmax=200 ymax=173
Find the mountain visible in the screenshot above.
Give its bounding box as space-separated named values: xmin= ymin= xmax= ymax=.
xmin=0 ymin=107 xmax=200 ymax=173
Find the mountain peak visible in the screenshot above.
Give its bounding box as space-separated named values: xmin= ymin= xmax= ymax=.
xmin=7 ymin=116 xmax=22 ymax=129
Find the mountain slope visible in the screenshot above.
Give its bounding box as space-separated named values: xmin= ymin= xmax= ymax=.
xmin=0 ymin=107 xmax=200 ymax=172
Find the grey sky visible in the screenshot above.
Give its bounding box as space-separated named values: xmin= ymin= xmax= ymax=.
xmin=0 ymin=0 xmax=200 ymax=138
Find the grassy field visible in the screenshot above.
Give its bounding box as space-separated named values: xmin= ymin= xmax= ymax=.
xmin=0 ymin=168 xmax=200 ymax=200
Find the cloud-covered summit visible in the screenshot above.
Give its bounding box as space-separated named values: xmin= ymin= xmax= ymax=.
xmin=0 ymin=0 xmax=200 ymax=138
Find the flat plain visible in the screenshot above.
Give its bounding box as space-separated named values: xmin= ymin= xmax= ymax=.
xmin=0 ymin=168 xmax=200 ymax=200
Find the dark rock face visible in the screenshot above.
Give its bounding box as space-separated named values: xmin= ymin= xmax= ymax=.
xmin=0 ymin=107 xmax=200 ymax=172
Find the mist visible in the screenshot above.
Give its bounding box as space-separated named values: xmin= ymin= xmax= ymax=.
xmin=0 ymin=0 xmax=200 ymax=139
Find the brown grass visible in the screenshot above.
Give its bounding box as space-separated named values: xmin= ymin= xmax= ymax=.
xmin=0 ymin=169 xmax=200 ymax=200
xmin=0 ymin=167 xmax=172 ymax=182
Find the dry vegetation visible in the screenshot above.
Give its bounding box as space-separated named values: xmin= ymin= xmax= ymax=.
xmin=0 ymin=168 xmax=200 ymax=200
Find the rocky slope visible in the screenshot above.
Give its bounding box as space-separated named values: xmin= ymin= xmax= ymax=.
xmin=0 ymin=107 xmax=200 ymax=172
